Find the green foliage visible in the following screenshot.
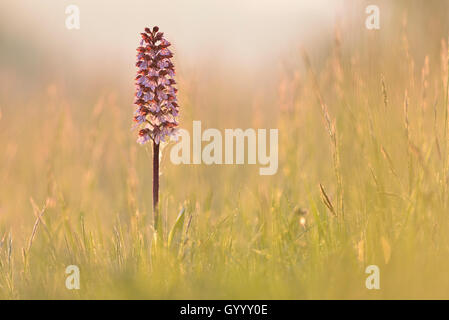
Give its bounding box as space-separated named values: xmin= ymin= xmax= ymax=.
xmin=1 ymin=1 xmax=449 ymax=299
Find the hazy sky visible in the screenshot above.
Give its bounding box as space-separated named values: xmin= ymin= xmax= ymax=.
xmin=3 ymin=0 xmax=341 ymax=71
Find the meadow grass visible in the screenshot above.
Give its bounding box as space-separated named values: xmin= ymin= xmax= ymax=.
xmin=1 ymin=2 xmax=449 ymax=299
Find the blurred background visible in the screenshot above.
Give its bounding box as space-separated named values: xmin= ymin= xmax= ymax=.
xmin=0 ymin=0 xmax=344 ymax=230
xmin=2 ymin=0 xmax=449 ymax=299
xmin=1 ymin=0 xmax=340 ymax=95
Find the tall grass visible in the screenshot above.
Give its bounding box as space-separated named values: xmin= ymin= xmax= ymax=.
xmin=1 ymin=1 xmax=449 ymax=299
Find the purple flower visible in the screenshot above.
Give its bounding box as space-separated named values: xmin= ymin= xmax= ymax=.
xmin=133 ymin=26 xmax=179 ymax=145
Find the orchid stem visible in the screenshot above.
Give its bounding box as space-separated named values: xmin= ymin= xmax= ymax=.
xmin=153 ymin=142 xmax=160 ymax=231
